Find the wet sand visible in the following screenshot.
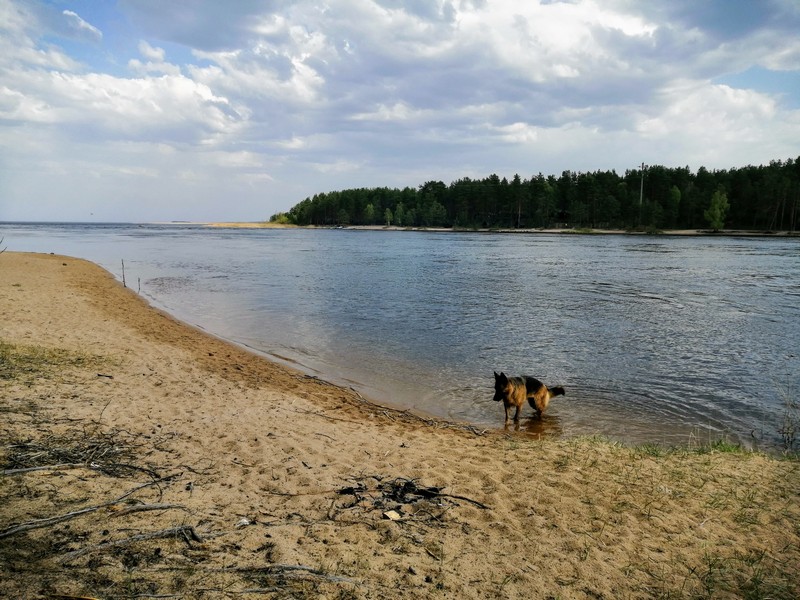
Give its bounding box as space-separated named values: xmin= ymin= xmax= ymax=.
xmin=1 ymin=252 xmax=798 ymax=599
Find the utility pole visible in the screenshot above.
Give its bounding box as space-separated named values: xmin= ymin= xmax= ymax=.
xmin=639 ymin=162 xmax=647 ymax=227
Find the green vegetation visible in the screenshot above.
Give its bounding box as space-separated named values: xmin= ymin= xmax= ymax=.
xmin=0 ymin=340 xmax=105 ymax=384
xmin=277 ymin=157 xmax=800 ymax=231
xmin=268 ymin=212 xmax=292 ymax=225
xmin=704 ymin=187 xmax=730 ymax=231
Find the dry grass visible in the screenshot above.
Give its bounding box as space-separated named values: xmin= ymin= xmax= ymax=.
xmin=0 ymin=340 xmax=108 ymax=386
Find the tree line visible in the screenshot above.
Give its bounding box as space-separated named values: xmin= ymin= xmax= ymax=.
xmin=272 ymin=158 xmax=800 ymax=231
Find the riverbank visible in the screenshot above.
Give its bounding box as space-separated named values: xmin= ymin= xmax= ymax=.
xmin=1 ymin=252 xmax=798 ymax=599
xmin=203 ymin=221 xmax=799 ymax=237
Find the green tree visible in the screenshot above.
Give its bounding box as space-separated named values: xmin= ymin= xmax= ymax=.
xmin=704 ymin=188 xmax=730 ymax=231
xmin=534 ymin=178 xmax=557 ymax=227
xmin=384 ymin=207 xmax=393 ymax=226
xmin=337 ymin=208 xmax=350 ymax=225
xmin=279 ymin=156 xmax=798 ymax=231
xmin=269 ymin=212 xmax=291 ymax=224
xmin=427 ymin=200 xmax=448 ymax=226
xmin=666 ymin=185 xmax=681 ymax=228
xmin=363 ymin=203 xmax=375 ymax=224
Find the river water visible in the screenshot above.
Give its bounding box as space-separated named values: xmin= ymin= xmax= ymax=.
xmin=2 ymin=223 xmax=798 ymax=449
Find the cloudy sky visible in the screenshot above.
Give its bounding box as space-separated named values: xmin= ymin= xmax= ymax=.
xmin=1 ymin=0 xmax=798 ymax=222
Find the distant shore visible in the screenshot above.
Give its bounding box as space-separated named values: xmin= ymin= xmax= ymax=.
xmin=201 ymin=221 xmax=800 ymax=237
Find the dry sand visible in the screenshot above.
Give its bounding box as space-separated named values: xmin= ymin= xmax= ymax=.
xmin=1 ymin=251 xmax=798 ymax=599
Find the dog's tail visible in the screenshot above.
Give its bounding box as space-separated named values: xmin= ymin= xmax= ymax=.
xmin=549 ymin=385 xmax=566 ymax=397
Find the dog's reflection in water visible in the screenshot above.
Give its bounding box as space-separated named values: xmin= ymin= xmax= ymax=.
xmin=505 ymin=413 xmax=564 ymax=438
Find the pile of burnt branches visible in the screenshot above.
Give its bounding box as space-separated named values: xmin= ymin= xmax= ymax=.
xmin=334 ymin=475 xmax=488 ymax=522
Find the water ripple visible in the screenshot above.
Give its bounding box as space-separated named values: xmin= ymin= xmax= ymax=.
xmin=4 ymin=224 xmax=799 ymax=449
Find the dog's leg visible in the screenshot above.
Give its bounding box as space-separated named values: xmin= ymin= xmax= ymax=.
xmin=514 ymin=404 xmax=521 ymax=422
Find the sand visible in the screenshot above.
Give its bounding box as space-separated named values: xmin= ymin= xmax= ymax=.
xmin=1 ymin=251 xmax=798 ymax=599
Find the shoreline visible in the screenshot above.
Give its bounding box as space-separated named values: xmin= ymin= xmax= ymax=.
xmin=1 ymin=251 xmax=798 ymax=598
xmin=200 ymin=222 xmax=800 ymax=237
xmin=4 ymin=219 xmax=798 ymax=237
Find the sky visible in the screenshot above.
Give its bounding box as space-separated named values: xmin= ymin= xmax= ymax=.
xmin=1 ymin=0 xmax=799 ymax=222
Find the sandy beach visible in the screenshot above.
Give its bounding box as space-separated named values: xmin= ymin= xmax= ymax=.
xmin=1 ymin=251 xmax=798 ymax=599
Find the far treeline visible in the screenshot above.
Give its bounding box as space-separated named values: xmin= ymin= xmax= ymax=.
xmin=272 ymin=158 xmax=800 ymax=232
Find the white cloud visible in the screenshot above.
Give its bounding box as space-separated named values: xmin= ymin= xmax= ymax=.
xmin=351 ymin=101 xmax=425 ymax=122
xmin=636 ymin=82 xmax=795 ymax=166
xmin=312 ymin=158 xmax=364 ymax=174
xmin=494 ymin=122 xmax=540 ymax=144
xmin=138 ymin=40 xmax=165 ymax=62
xmin=62 ymin=9 xmax=102 ymax=42
xmin=0 ymin=2 xmax=80 ymax=71
xmin=212 ymin=150 xmax=265 ymax=169
xmin=128 ymin=41 xmax=182 ymax=76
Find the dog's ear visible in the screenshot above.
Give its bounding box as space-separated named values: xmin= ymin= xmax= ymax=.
xmin=494 ymin=371 xmax=499 ymax=379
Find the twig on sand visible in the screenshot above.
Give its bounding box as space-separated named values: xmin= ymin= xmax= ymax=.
xmin=60 ymin=525 xmax=203 ymax=563
xmin=192 ymin=565 xmax=357 ymax=591
xmin=2 ymin=463 xmax=86 ymax=475
xmin=0 ymin=473 xmax=182 ymax=539
xmin=116 ymin=472 xmax=182 ymax=501
xmin=225 ymin=564 xmax=355 ymax=581
xmin=0 ymin=504 xmax=111 ymax=539
xmin=108 ymin=502 xmax=187 ymax=518
xmin=437 ymin=491 xmax=490 ymax=509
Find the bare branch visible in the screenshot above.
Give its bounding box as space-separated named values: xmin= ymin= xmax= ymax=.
xmin=60 ymin=525 xmax=203 ymax=563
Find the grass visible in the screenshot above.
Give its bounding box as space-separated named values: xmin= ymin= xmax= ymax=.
xmin=0 ymin=340 xmax=107 ymax=384
xmin=564 ymin=437 xmax=800 ymax=599
xmin=684 ymin=548 xmax=798 ymax=600
xmin=700 ymin=438 xmax=744 ymax=454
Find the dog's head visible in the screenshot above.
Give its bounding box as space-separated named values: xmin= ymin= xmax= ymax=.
xmin=493 ymin=371 xmax=510 ymax=402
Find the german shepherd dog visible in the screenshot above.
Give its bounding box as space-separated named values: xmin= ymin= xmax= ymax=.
xmin=493 ymin=372 xmax=566 ymax=423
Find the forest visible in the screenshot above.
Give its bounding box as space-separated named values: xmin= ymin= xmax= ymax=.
xmin=273 ymin=158 xmax=800 ymax=232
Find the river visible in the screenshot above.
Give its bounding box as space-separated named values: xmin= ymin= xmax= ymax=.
xmin=2 ymin=223 xmax=798 ymax=449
